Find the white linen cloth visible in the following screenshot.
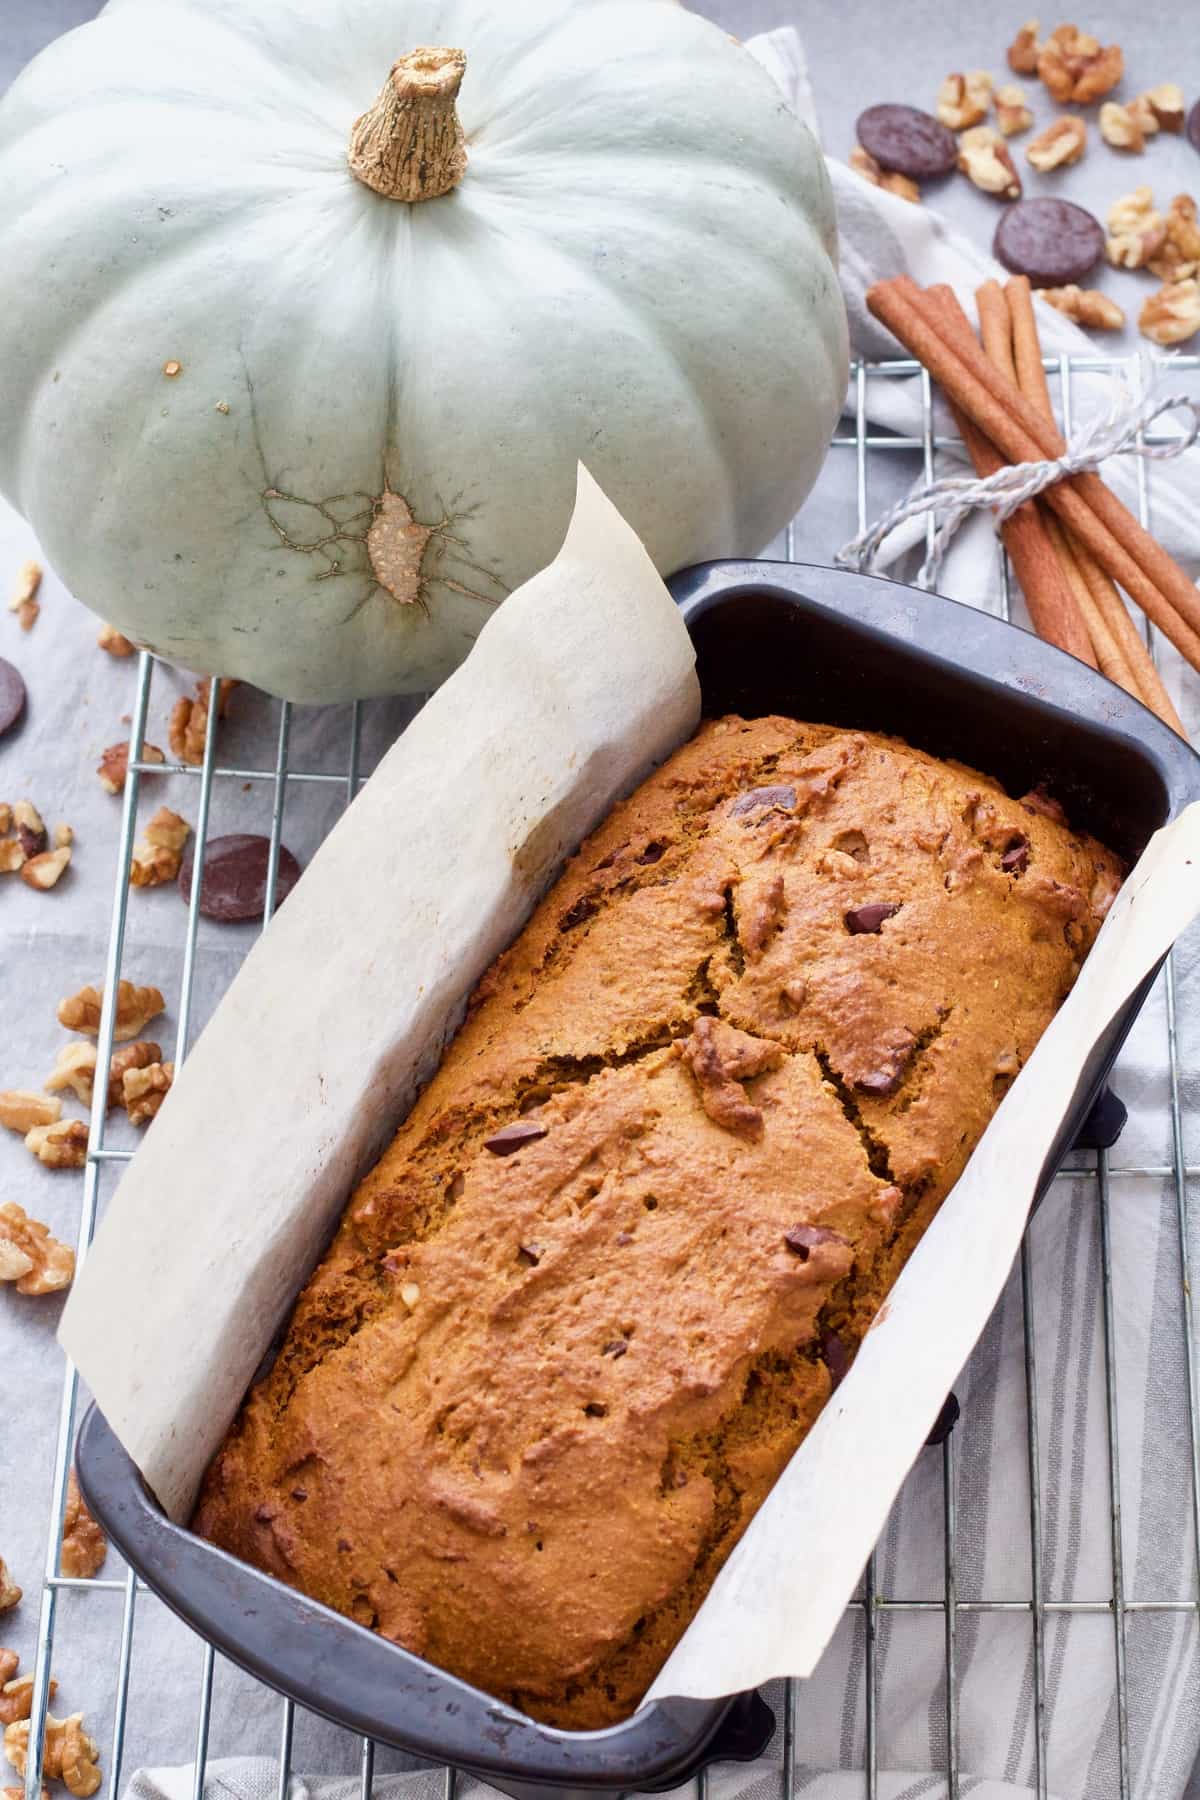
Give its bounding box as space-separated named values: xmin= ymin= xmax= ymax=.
xmin=3 ymin=18 xmax=1199 ymax=1800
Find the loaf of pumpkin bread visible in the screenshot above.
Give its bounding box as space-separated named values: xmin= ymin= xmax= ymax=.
xmin=194 ymin=716 xmax=1121 ymax=1728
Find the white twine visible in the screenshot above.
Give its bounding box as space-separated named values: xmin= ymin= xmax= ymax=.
xmin=836 ymin=387 xmax=1200 ymax=591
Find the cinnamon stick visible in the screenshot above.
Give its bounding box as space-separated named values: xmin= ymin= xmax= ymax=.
xmin=1003 ymin=277 xmax=1188 ymax=738
xmin=867 ymin=277 xmax=1200 ymax=672
xmin=896 ymin=276 xmax=1200 ymax=642
xmin=924 ymin=286 xmax=1094 ymax=666
xmin=1042 ymin=512 xmax=1140 ymax=691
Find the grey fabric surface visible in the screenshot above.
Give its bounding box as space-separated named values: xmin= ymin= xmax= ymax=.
xmin=2 ymin=3 xmax=1199 ymax=1799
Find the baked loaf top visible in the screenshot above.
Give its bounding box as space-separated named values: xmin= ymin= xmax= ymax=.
xmin=194 ymin=717 xmax=1121 ymax=1729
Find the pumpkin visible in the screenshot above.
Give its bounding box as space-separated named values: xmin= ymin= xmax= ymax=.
xmin=0 ymin=0 xmax=847 ymax=702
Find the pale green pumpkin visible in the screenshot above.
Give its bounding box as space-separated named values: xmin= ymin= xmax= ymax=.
xmin=0 ymin=0 xmax=847 ymax=702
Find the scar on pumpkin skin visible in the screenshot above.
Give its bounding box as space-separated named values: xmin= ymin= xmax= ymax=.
xmin=259 ymin=481 xmax=506 ymax=615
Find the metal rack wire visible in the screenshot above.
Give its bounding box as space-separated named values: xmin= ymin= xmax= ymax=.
xmin=23 ymin=351 xmax=1200 ymax=1800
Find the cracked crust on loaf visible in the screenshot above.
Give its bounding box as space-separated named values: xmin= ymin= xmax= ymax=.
xmin=193 ymin=716 xmax=1121 ymax=1728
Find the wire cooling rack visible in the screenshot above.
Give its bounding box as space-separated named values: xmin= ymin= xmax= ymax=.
xmin=22 ymin=350 xmax=1200 ymax=1800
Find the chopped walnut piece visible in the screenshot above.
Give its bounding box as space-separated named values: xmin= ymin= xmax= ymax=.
xmin=7 ymin=561 xmax=40 ymax=633
xmin=1040 ymin=285 xmax=1126 ymax=329
xmin=0 ymin=843 xmax=22 ymax=876
xmin=61 ymin=1472 xmax=107 ymax=1580
xmin=0 ymin=1671 xmax=58 ymax=1730
xmin=20 ymin=847 xmax=71 ymax=892
xmin=994 ymin=83 xmax=1034 ymax=135
xmin=0 ymin=1660 xmax=13 ymax=1694
xmin=123 ymin=1060 xmax=174 ymax=1126
xmin=936 ymin=70 xmax=993 ymax=130
xmin=25 ymin=1120 xmax=88 ymax=1170
xmin=848 ymin=146 xmax=921 ymax=203
xmin=97 ymin=739 xmax=165 ymax=795
xmin=1007 ymin=18 xmax=1042 ymax=74
xmin=44 ymin=1043 xmax=99 ymax=1107
xmin=130 ymin=807 xmax=192 ymax=888
xmin=0 ymin=807 xmax=9 ymax=835
xmin=97 ymin=622 xmax=135 ymax=657
xmin=13 ymin=800 xmax=46 ymax=858
xmin=169 ymin=677 xmax=238 ymax=766
xmin=58 ymin=980 xmax=165 ymax=1041
xmin=0 ymin=1203 xmax=74 ymax=1294
xmin=0 ymin=1565 xmax=19 ymax=1615
xmin=958 ymin=126 xmax=1022 ymax=199
xmin=1145 ymin=82 xmax=1185 ymax=132
xmin=1140 ymin=277 xmax=1200 ymax=345
xmin=0 ymin=1091 xmax=62 ymax=1134
xmin=1106 ymin=187 xmax=1167 ymax=269
xmin=1148 ymin=195 xmax=1200 ymax=281
xmin=1026 ymin=115 xmax=1087 ymax=170
xmin=1036 ymin=25 xmax=1122 ymax=103
xmin=4 ymin=1713 xmax=101 ymax=1799
xmin=1099 ymin=101 xmax=1146 ymax=151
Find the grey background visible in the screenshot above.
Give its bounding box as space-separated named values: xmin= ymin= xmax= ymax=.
xmin=2 ymin=3 xmax=1197 ymax=1797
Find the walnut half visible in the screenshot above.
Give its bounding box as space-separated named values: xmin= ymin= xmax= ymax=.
xmin=0 ymin=1091 xmax=62 ymax=1134
xmin=4 ymin=1713 xmax=101 ymax=1799
xmin=0 ymin=1564 xmax=19 ymax=1616
xmin=0 ymin=1204 xmax=75 ymax=1295
xmin=958 ymin=127 xmax=1022 ymax=199
xmin=61 ymin=1473 xmax=107 ymax=1580
xmin=1026 ymin=116 xmax=1087 ymax=171
xmin=58 ymin=980 xmax=165 ymax=1041
xmin=25 ymin=1121 xmax=89 ymax=1171
xmin=994 ymin=83 xmax=1034 ymax=136
xmin=1148 ymin=195 xmax=1200 ymax=282
xmin=1037 ymin=24 xmax=1122 ymax=103
xmin=1140 ymin=278 xmax=1200 ymax=346
xmin=1007 ymin=18 xmax=1042 ymax=75
xmin=130 ymin=807 xmax=192 ymax=889
xmin=936 ymin=70 xmax=993 ymax=130
xmin=0 ymin=1669 xmax=58 ymax=1730
xmin=1040 ymin=286 xmax=1126 ymax=330
xmin=123 ymin=1061 xmax=174 ymax=1126
xmin=1107 ymin=187 xmax=1167 ymax=270
xmin=848 ymin=146 xmax=921 ymax=203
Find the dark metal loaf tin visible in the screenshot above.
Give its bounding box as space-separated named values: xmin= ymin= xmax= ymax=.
xmin=77 ymin=560 xmax=1200 ymax=1800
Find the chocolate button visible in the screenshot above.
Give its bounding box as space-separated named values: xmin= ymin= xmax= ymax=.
xmin=856 ymin=104 xmax=958 ymax=179
xmin=0 ymin=658 xmax=26 ymax=738
xmin=994 ymin=198 xmax=1104 ymax=286
xmin=1189 ymin=98 xmax=1200 ymax=154
xmin=178 ymin=833 xmax=301 ymax=922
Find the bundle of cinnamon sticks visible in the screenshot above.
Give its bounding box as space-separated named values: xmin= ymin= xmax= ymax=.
xmin=867 ymin=274 xmax=1191 ymax=740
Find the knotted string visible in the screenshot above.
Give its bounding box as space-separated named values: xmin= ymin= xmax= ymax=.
xmin=836 ymin=388 xmax=1200 ymax=591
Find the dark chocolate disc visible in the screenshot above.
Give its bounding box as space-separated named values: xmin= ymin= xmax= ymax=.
xmin=1189 ymin=98 xmax=1200 ymax=153
xmin=993 ymin=198 xmax=1105 ymax=287
xmin=0 ymin=657 xmax=26 ymax=738
xmin=178 ymin=833 xmax=300 ymax=923
xmin=856 ymin=104 xmax=958 ymax=179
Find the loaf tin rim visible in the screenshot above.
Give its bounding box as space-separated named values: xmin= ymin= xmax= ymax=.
xmin=74 ymin=560 xmax=1200 ymax=1793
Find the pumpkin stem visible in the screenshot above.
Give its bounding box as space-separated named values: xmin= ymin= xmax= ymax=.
xmin=347 ymin=47 xmax=467 ymax=202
